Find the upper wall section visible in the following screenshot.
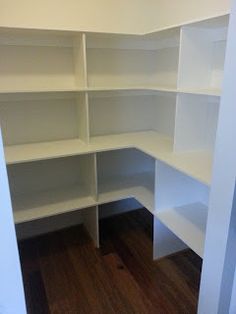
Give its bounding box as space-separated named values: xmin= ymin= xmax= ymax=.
xmin=0 ymin=0 xmax=230 ymax=34
xmin=147 ymin=0 xmax=230 ymax=33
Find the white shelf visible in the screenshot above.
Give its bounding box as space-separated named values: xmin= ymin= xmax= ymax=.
xmin=87 ymin=86 xmax=178 ymax=93
xmin=179 ymin=88 xmax=221 ymax=97
xmin=0 ymin=85 xmax=177 ymax=94
xmin=0 ymin=88 xmax=83 ymax=94
xmin=5 ymin=131 xmax=213 ymax=185
xmin=4 ymin=131 xmax=169 ymax=164
xmin=4 ymin=138 xmax=90 ymax=164
xmin=154 ymin=202 xmax=208 ymax=257
xmin=98 ymin=172 xmax=154 ymax=213
xmin=13 ymin=185 xmax=96 ymax=224
xmin=13 ymin=172 xmax=154 ymax=224
xmin=0 ymin=86 xmax=222 ymax=97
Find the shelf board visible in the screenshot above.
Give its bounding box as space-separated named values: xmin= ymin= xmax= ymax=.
xmin=179 ymin=88 xmax=221 ymax=97
xmin=5 ymin=131 xmax=170 ymax=164
xmin=5 ymin=131 xmax=213 ymax=185
xmin=98 ymin=172 xmax=154 ymax=213
xmin=0 ymin=87 xmax=84 ymax=94
xmin=0 ymin=86 xmax=178 ymax=94
xmin=5 ymin=138 xmax=90 ymax=164
xmin=13 ymin=173 xmax=154 ymax=223
xmin=87 ymin=86 xmax=178 ymax=93
xmin=0 ymin=86 xmax=221 ymax=97
xmin=155 ymin=150 xmax=213 ymax=186
xmin=154 ymin=202 xmax=208 ymax=257
xmin=13 ymin=185 xmax=96 ymax=224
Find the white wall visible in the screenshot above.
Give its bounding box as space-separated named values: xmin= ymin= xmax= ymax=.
xmin=0 ymin=0 xmax=230 ymax=34
xmin=0 ymin=128 xmax=26 ymax=314
xmin=198 ymin=2 xmax=236 ymax=312
xmin=146 ymin=0 xmax=230 ymax=32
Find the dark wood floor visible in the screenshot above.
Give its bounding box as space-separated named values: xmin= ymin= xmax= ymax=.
xmin=19 ymin=208 xmax=202 ymax=314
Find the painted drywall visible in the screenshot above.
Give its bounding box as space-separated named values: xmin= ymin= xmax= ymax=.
xmin=0 ymin=129 xmax=26 ymax=314
xmin=0 ymin=0 xmax=230 ymax=34
xmin=146 ymin=0 xmax=230 ymax=32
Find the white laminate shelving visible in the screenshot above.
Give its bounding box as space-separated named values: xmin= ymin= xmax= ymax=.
xmin=174 ymin=94 xmax=220 ymax=152
xmin=86 ymin=29 xmax=180 ymax=89
xmin=13 ymin=185 xmax=96 ymax=224
xmin=97 ymin=149 xmax=155 ymax=212
xmin=98 ymin=172 xmax=155 ymax=213
xmin=0 ymin=29 xmax=87 ymax=92
xmin=89 ymin=90 xmax=176 ymax=137
xmin=153 ymin=160 xmax=209 ymax=258
xmin=0 ymin=14 xmax=229 ymax=261
xmin=8 ymin=154 xmax=97 ymax=223
xmin=4 ymin=131 xmax=213 ymax=185
xmin=154 ymin=202 xmax=208 ymax=257
xmin=0 ymin=92 xmax=90 ymax=146
xmin=177 ymin=15 xmax=229 ymax=96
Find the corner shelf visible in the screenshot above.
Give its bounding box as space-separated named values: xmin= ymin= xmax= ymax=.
xmin=4 ymin=131 xmax=213 ymax=185
xmin=154 ymin=202 xmax=208 ymax=257
xmin=98 ymin=172 xmax=155 ymax=213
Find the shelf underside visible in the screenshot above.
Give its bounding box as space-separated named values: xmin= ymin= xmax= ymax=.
xmin=13 ymin=172 xmax=154 ymax=224
xmin=5 ymin=131 xmax=213 ymax=185
xmin=154 ymin=202 xmax=208 ymax=257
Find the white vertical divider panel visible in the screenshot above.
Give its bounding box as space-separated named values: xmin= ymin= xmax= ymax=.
xmin=153 ymin=160 xmax=186 ymax=259
xmin=82 ymin=153 xmax=99 ymax=247
xmin=0 ymin=128 xmax=26 ymax=314
xmin=77 ymin=92 xmax=90 ymax=143
xmin=177 ymin=26 xmax=212 ymax=91
xmin=91 ymin=153 xmax=98 ymax=201
xmin=153 ymin=160 xmax=209 ymax=259
xmin=198 ymin=4 xmax=236 ymax=312
xmin=174 ymin=94 xmax=220 ymax=152
xmin=153 ymin=218 xmax=187 ymax=260
xmin=74 ymin=33 xmax=90 ymax=144
xmin=73 ymin=33 xmax=88 ymax=88
xmin=82 ymin=206 xmax=99 ymax=248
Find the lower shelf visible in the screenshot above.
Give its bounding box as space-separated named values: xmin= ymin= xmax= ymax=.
xmin=154 ymin=202 xmax=208 ymax=257
xmin=13 ymin=172 xmax=154 ymax=223
xmin=13 ymin=185 xmax=96 ymax=224
xmin=98 ymin=172 xmax=154 ymax=213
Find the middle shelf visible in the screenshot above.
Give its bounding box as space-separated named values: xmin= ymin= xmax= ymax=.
xmin=5 ymin=131 xmax=213 ymax=185
xmin=2 ymin=90 xmax=217 ymax=185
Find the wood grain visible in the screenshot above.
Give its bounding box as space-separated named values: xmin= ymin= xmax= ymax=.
xmin=19 ymin=208 xmax=202 ymax=314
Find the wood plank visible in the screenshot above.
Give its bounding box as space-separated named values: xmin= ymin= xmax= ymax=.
xmin=19 ymin=209 xmax=201 ymax=314
xmin=19 ymin=239 xmax=49 ymax=314
xmin=62 ymin=226 xmax=136 ymax=314
xmin=37 ymin=232 xmax=92 ymax=314
xmin=103 ymin=253 xmax=156 ymax=313
xmin=100 ymin=209 xmax=199 ymax=313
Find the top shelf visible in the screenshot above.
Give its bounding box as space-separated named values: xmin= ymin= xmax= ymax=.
xmin=0 ymin=14 xmax=229 ymax=40
xmin=0 ymin=14 xmax=228 ymax=95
